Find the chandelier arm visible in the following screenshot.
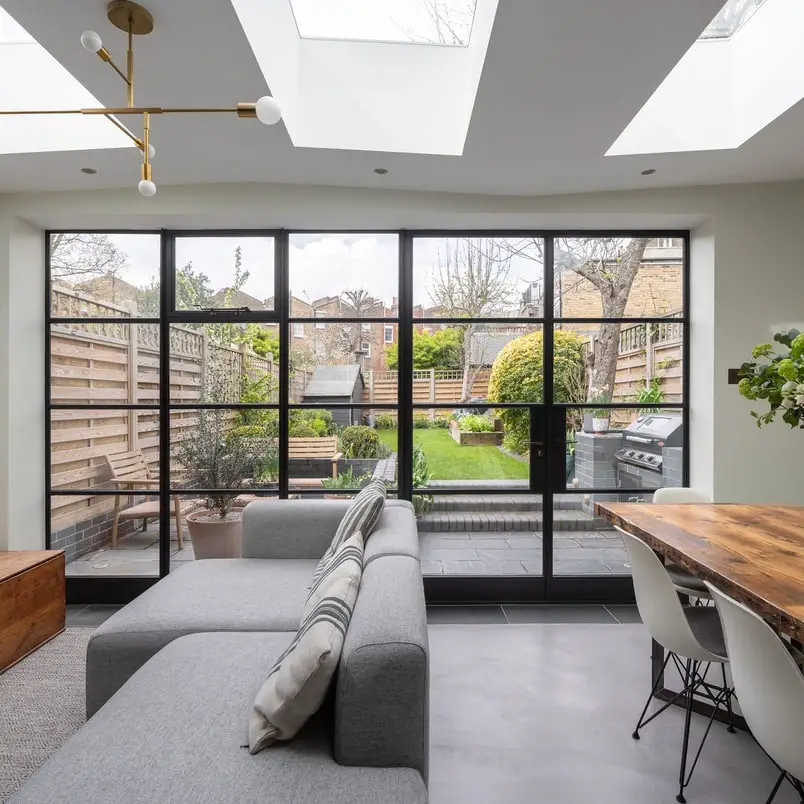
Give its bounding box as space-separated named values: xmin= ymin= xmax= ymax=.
xmin=97 ymin=49 xmax=131 ymax=87
xmin=104 ymin=113 xmax=145 ymax=150
xmin=0 ymin=109 xmax=84 ymax=115
xmin=126 ymin=17 xmax=134 ymax=107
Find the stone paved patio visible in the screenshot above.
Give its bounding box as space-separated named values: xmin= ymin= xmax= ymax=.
xmin=65 ymin=522 xmax=630 ymax=578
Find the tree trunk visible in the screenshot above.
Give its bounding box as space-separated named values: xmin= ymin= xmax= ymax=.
xmin=460 ymin=324 xmax=474 ymax=402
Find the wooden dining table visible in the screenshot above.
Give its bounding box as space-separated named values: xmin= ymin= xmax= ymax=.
xmin=595 ymin=502 xmax=804 ymax=641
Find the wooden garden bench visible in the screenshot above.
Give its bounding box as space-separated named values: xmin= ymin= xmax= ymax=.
xmin=288 ymin=436 xmax=343 ymax=488
xmin=103 ymin=450 xmax=198 ymax=549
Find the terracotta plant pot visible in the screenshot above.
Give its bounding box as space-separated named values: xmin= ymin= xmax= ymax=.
xmin=186 ymin=510 xmax=243 ymax=559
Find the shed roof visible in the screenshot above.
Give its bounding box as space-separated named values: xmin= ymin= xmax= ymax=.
xmin=303 ymin=364 xmax=364 ymax=398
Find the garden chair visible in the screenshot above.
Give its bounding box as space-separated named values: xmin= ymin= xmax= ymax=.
xmin=104 ymin=450 xmax=197 ymax=549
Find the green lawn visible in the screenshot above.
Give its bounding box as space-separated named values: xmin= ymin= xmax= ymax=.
xmin=377 ymin=428 xmax=528 ymax=481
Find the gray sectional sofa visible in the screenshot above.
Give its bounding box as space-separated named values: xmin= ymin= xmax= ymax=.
xmin=11 ymin=499 xmax=429 ymax=804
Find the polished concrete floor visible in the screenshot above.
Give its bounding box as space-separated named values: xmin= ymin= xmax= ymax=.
xmin=428 ymin=623 xmax=797 ymax=804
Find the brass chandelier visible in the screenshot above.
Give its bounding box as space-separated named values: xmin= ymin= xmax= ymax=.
xmin=0 ymin=0 xmax=282 ymax=196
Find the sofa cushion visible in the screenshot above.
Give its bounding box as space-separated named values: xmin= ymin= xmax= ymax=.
xmin=12 ymin=633 xmax=426 ymax=804
xmin=310 ymin=483 xmax=385 ymax=589
xmin=250 ymin=532 xmax=364 ymax=753
xmin=86 ymin=558 xmax=316 ymax=717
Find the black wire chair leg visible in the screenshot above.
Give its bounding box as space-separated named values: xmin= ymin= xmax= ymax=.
xmin=720 ymin=664 xmax=737 ymax=734
xmin=764 ymin=771 xmax=786 ymax=804
xmin=633 ymin=650 xmax=672 ymax=740
xmin=676 ymin=659 xmax=695 ymax=804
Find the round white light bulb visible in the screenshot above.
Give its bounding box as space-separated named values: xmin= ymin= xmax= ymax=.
xmin=147 ymin=143 xmax=156 ymax=160
xmin=255 ymin=95 xmax=282 ymax=126
xmin=80 ymin=30 xmax=103 ymax=53
xmin=138 ymin=179 xmax=156 ymax=197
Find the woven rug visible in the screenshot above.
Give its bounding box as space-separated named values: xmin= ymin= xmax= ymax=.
xmin=0 ymin=629 xmax=92 ymax=802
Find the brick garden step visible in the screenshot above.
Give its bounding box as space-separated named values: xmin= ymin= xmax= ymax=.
xmin=416 ymin=509 xmax=609 ymax=533
xmin=429 ymin=494 xmax=584 ymax=513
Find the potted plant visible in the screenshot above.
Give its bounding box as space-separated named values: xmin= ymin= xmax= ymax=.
xmin=172 ymin=408 xmax=257 ymax=559
xmin=412 ymin=445 xmax=433 ymax=517
xmin=738 ymin=329 xmax=804 ymax=427
xmin=589 ymin=386 xmax=611 ymax=433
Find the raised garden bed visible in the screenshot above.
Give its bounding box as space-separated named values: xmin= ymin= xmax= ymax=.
xmin=448 ymin=420 xmax=504 ymax=447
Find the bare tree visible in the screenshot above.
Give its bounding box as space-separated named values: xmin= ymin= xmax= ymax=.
xmin=428 ymin=238 xmax=516 ymax=401
xmin=506 ymin=237 xmax=649 ymax=402
xmin=50 ymin=233 xmax=127 ymax=284
xmin=395 ymin=0 xmax=476 ymax=45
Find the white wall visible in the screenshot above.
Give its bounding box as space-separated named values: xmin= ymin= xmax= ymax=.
xmin=0 ymin=178 xmax=802 ymax=550
xmin=0 ymin=211 xmax=44 ymax=549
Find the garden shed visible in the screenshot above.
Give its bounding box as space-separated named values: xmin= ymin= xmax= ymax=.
xmin=302 ymin=365 xmax=365 ymax=425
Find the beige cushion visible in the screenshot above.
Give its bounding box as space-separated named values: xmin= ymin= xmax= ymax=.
xmin=309 ymin=481 xmax=386 ymax=594
xmin=248 ymin=531 xmax=364 ymax=753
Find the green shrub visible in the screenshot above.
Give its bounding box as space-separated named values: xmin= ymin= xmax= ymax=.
xmin=288 ymin=409 xmax=334 ymax=438
xmin=321 ymin=466 xmax=372 ymax=490
xmin=340 ymin=425 xmax=383 ymax=458
xmin=457 ymin=414 xmax=494 ymax=433
xmin=432 ymin=415 xmax=450 ymax=429
xmin=288 ymin=419 xmax=317 ymax=438
xmin=375 ymin=413 xmax=397 ymax=430
xmin=488 ymin=330 xmax=585 ymax=453
xmin=413 ymin=413 xmax=431 ymax=429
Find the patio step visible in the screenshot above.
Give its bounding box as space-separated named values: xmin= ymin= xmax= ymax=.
xmin=416 ymin=509 xmax=609 ymax=533
xmin=429 ymin=494 xmax=583 ymax=513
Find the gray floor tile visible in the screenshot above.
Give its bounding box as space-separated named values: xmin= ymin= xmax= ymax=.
xmin=606 ymin=605 xmax=643 ymax=624
xmin=502 ymin=604 xmax=618 ymax=624
xmin=428 ymin=624 xmax=793 ymax=804
xmin=420 ymin=559 xmax=444 ymax=575
xmin=476 ymin=548 xmax=542 ymax=562
xmin=420 ymin=548 xmax=480 ymax=561
xmin=427 ymin=605 xmax=506 ymax=625
xmin=67 ymin=605 xmax=124 ymax=627
xmin=552 ymin=557 xmax=613 ymax=575
xmin=65 ymin=605 xmax=87 ymax=624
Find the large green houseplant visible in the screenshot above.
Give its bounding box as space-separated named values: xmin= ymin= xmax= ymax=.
xmin=173 ymin=408 xmax=257 ymax=559
xmin=738 ymin=329 xmax=804 ymax=428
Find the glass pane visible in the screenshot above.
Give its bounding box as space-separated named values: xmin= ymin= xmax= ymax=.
xmin=169 ymin=408 xmax=279 ymax=493
xmin=288 ymin=408 xmax=398 ymax=492
xmin=565 ymin=408 xmax=684 ymax=492
xmin=555 ymin=237 xmax=683 ymax=319
xmin=699 ymin=0 xmax=767 ymax=39
xmin=289 ymin=322 xmax=384 ymax=402
xmin=174 ymin=236 xmax=275 ymax=311
xmin=289 ymin=233 xmax=398 ymax=317
xmin=169 ymin=323 xmax=279 ymax=404
xmin=50 ymin=233 xmax=160 ymax=318
xmin=413 ymin=237 xmax=544 ymax=318
xmin=412 ymin=406 xmax=529 ymax=488
xmin=553 ymin=321 xmax=684 ymax=404
xmin=552 ymin=495 xmax=635 ymax=577
xmin=53 ymin=494 xmax=161 ymax=578
xmin=50 ymin=323 xmax=159 ymax=405
xmin=406 ymin=323 xmax=544 ymax=406
xmin=289 ymin=0 xmax=476 ymax=46
xmin=51 ymin=409 xmax=159 ymax=492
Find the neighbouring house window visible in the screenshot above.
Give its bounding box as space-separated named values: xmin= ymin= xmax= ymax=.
xmin=292 ymin=323 xmax=305 ymax=338
xmin=360 ymin=340 xmax=371 ymax=358
xmin=361 ymin=322 xmax=372 ymax=332
xmin=314 ymin=310 xmax=325 ymax=330
xmin=384 ymin=325 xmax=394 ymax=343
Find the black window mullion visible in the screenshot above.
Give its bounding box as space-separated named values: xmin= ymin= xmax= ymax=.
xmin=542 ymin=237 xmax=555 ymax=583
xmin=159 ymin=230 xmax=171 ymax=579
xmin=398 ymin=232 xmax=413 ymax=501
xmin=277 ymin=230 xmax=290 ymax=499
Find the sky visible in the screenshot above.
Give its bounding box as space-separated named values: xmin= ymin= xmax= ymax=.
xmin=288 ymin=0 xmax=476 ymax=44
xmin=105 ymin=233 xmax=544 ymax=312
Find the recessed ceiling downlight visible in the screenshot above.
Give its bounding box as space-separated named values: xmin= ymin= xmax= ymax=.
xmin=374 ymin=168 xmax=388 ymax=175
xmin=80 ymin=167 xmax=98 ymax=174
xmin=641 ymin=168 xmax=656 ymax=176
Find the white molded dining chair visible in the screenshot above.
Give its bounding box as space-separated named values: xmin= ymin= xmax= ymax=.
xmin=706 ymin=583 xmax=804 ymax=803
xmin=619 ymin=527 xmax=735 ymax=803
xmin=653 ymin=487 xmax=712 ymax=600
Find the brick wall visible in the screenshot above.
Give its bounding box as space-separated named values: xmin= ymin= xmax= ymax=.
xmin=51 ymin=509 xmax=138 ymax=565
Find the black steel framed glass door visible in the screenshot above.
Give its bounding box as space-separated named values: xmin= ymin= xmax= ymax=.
xmin=46 ymin=229 xmax=688 ymax=605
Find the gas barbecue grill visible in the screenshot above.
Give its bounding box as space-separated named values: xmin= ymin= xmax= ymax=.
xmin=615 ymin=412 xmax=683 ymax=490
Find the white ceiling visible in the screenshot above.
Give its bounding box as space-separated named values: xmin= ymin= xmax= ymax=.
xmin=2 ymin=0 xmax=804 ymax=198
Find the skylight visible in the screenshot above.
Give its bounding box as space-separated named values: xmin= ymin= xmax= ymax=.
xmin=699 ymin=0 xmax=768 ymax=40
xmin=288 ymin=0 xmax=477 ymax=46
